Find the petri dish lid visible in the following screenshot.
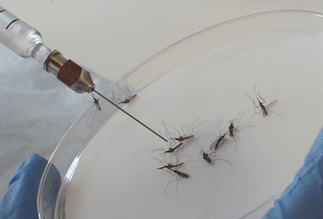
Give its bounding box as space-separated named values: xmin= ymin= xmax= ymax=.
xmin=38 ymin=10 xmax=323 ymax=219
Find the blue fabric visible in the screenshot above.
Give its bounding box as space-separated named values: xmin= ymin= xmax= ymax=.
xmin=0 ymin=154 xmax=60 ymax=219
xmin=263 ymin=127 xmax=323 ymax=219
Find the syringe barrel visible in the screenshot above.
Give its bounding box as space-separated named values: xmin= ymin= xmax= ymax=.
xmin=0 ymin=6 xmax=51 ymax=63
xmin=0 ymin=6 xmax=95 ymax=93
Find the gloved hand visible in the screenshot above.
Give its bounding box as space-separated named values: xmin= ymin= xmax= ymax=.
xmin=0 ymin=154 xmax=61 ymax=219
xmin=262 ymin=127 xmax=323 ymax=218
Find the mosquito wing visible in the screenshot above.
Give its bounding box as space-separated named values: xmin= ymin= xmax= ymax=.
xmin=127 ymin=94 xmax=137 ymax=102
xmin=266 ymin=100 xmax=277 ymax=109
xmin=110 ymin=91 xmax=115 ymax=103
xmin=209 ymin=141 xmax=216 ymax=151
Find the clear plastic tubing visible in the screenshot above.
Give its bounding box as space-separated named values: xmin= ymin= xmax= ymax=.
xmin=0 ymin=6 xmax=51 ymax=64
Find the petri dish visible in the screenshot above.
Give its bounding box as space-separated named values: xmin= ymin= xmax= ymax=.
xmin=38 ymin=10 xmax=323 ymax=219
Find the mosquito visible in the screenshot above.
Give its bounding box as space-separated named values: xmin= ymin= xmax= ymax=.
xmin=210 ymin=131 xmax=228 ymax=151
xmin=83 ymin=93 xmax=103 ymax=131
xmin=151 ymin=142 xmax=183 ymax=157
xmin=153 ymin=157 xmax=184 ymax=170
xmin=244 ymin=84 xmax=280 ymax=125
xmin=171 ymin=169 xmax=190 ymax=178
xmin=167 ymin=169 xmax=190 ymax=197
xmin=197 ymin=143 xmax=232 ymax=166
xmin=244 ymin=85 xmax=280 ymax=116
xmin=115 ymin=75 xmax=145 ymax=105
xmin=118 ymin=93 xmax=137 ymax=104
xmin=92 ymin=93 xmax=101 ymax=111
xmin=164 ymin=167 xmax=190 ymax=197
xmin=165 ymin=119 xmax=208 ymax=142
xmin=228 ymin=111 xmax=246 ymax=137
xmin=228 ymin=112 xmax=247 ymax=150
xmin=164 ymin=120 xmax=196 ymax=142
xmin=196 ymin=143 xmax=215 ymax=164
xmin=154 ymin=155 xmax=192 ymax=197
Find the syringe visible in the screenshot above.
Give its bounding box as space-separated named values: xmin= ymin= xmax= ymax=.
xmin=0 ymin=6 xmax=94 ymax=93
xmin=0 ymin=6 xmax=167 ymax=142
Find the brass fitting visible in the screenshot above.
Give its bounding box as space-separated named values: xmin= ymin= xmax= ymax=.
xmin=43 ymin=50 xmax=95 ymax=93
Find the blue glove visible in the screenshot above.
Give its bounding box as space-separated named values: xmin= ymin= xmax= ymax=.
xmin=0 ymin=154 xmax=61 ymax=219
xmin=263 ymin=127 xmax=323 ymax=219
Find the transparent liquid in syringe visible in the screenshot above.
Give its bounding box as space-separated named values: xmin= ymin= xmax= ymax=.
xmin=0 ymin=6 xmax=51 ymax=63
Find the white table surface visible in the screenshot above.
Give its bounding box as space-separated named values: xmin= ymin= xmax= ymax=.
xmin=1 ymin=0 xmax=323 ymax=202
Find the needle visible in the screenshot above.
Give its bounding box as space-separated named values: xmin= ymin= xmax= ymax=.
xmin=93 ymin=90 xmax=168 ymax=142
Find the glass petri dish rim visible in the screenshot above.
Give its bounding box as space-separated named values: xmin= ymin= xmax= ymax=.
xmin=37 ymin=9 xmax=323 ymax=219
